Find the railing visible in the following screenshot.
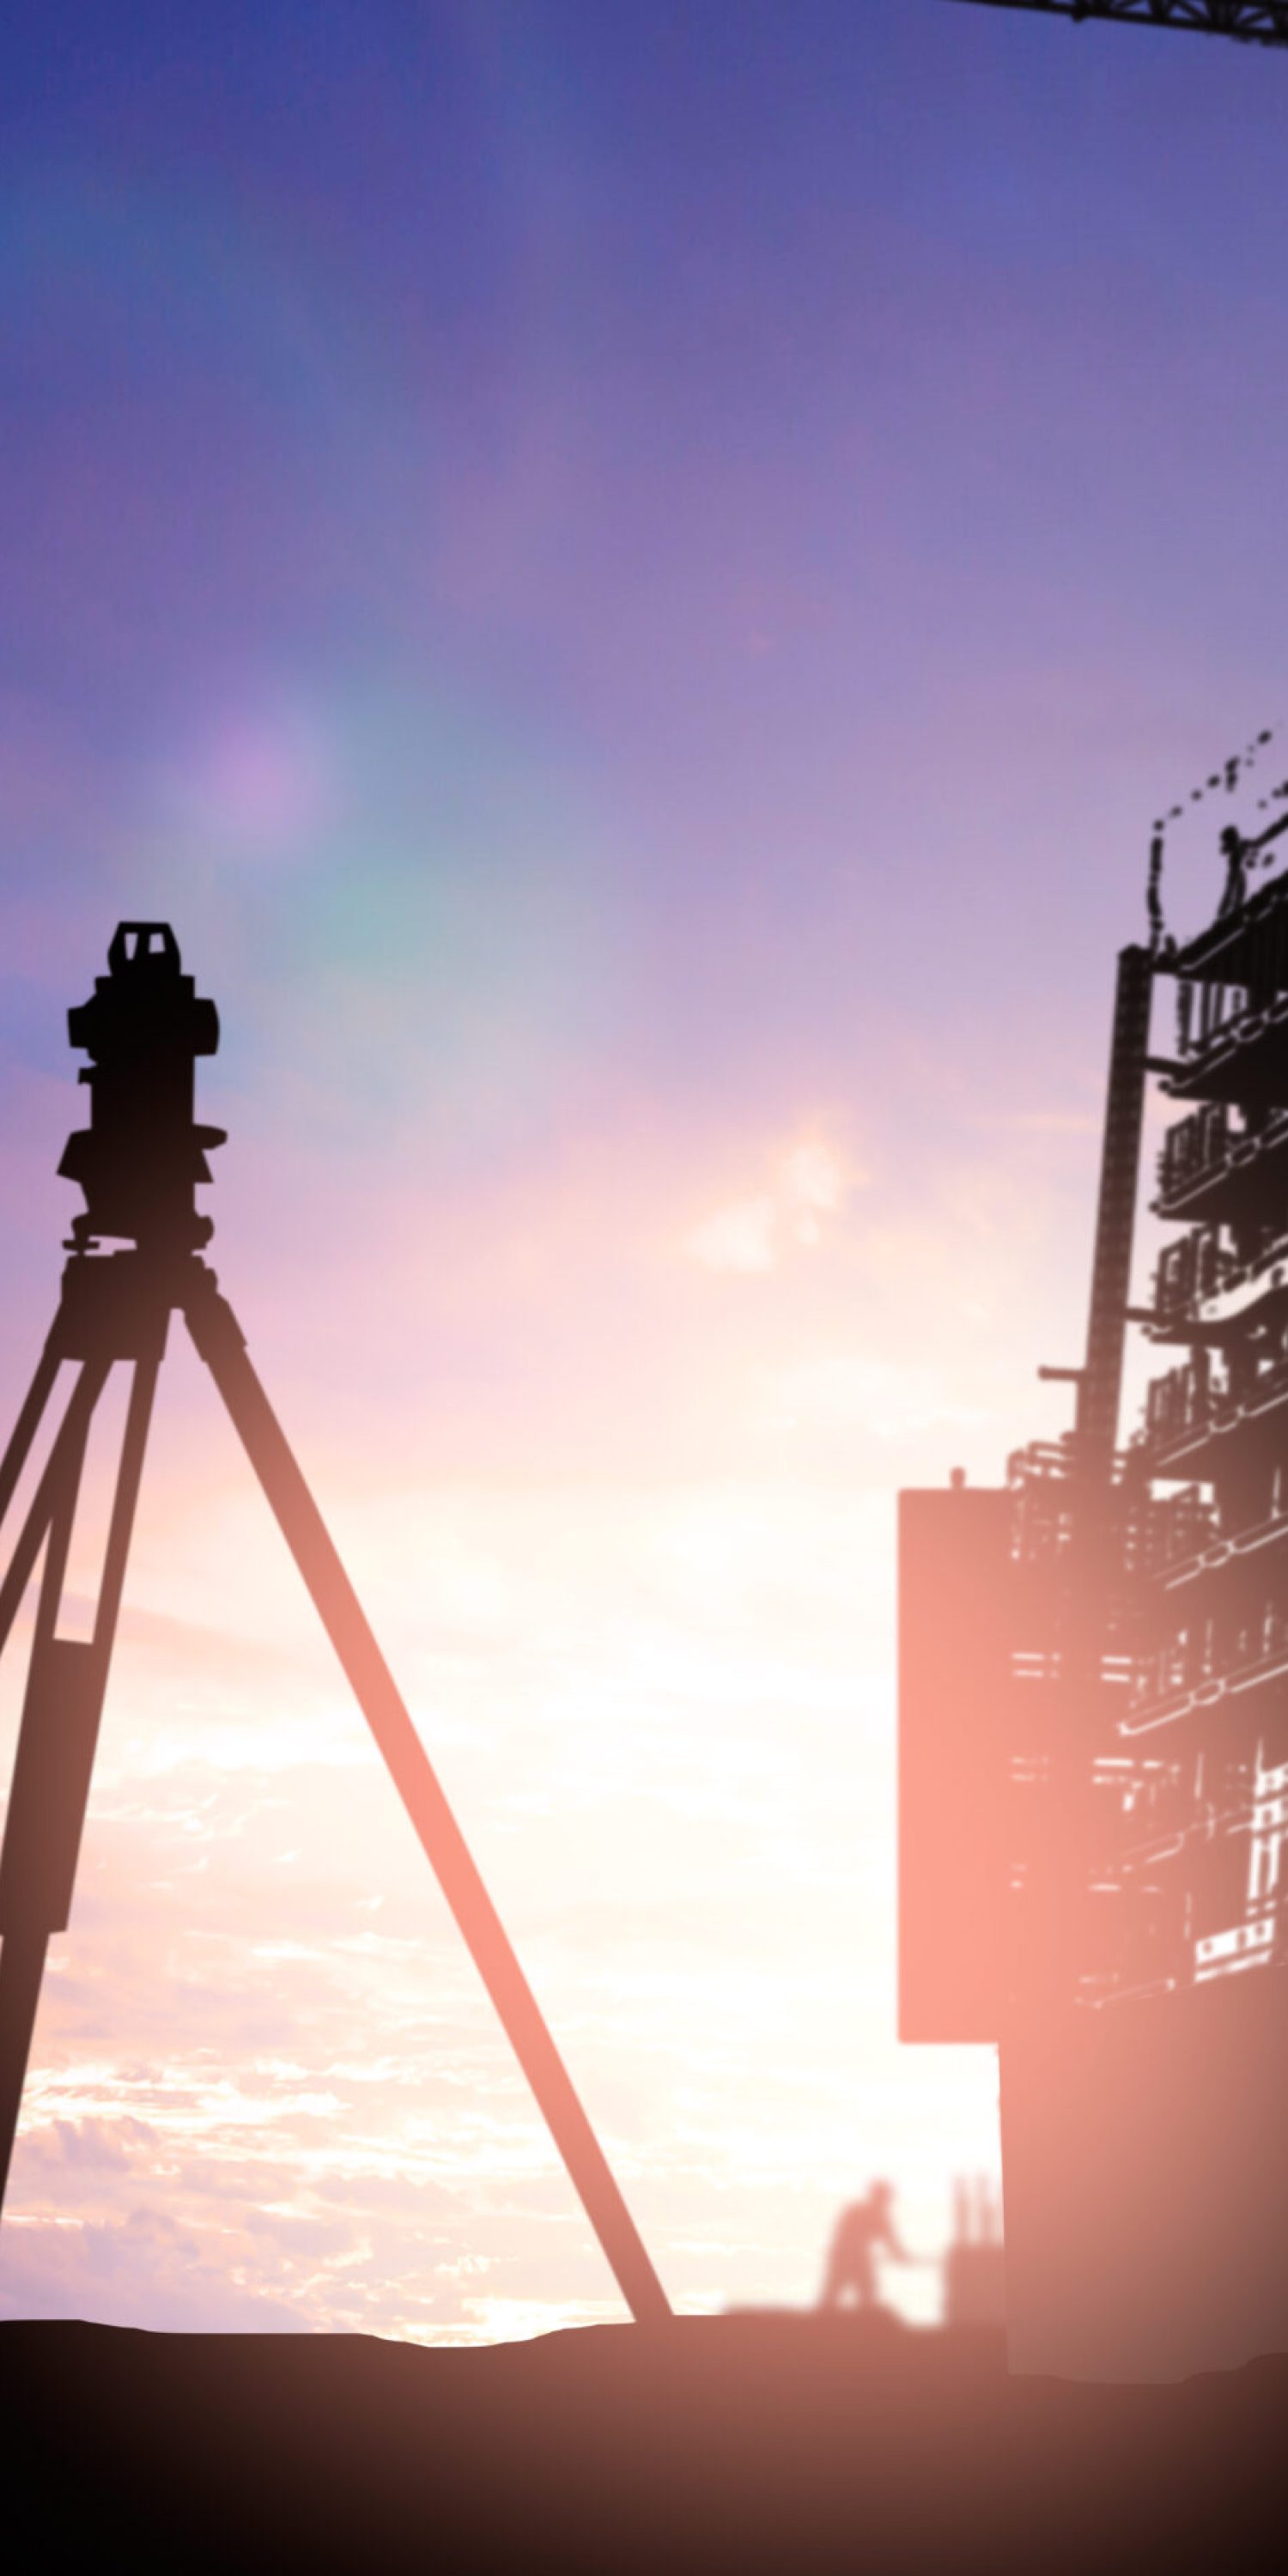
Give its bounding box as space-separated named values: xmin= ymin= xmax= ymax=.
xmin=1141 ymin=1353 xmax=1221 ymax=1449
xmin=1128 ymin=1597 xmax=1288 ymax=1720
xmin=1157 ymin=1103 xmax=1231 ymax=1206
xmin=1006 ymin=1441 xmax=1074 ymax=1569
xmin=1175 ymin=976 xmax=1251 ymax=1060
xmin=1153 ymin=1224 xmax=1238 ymax=1321
xmin=1132 ymin=1484 xmax=1218 ymax=1577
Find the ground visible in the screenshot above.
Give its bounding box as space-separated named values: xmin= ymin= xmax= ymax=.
xmin=2 ymin=2309 xmax=1285 ymax=2572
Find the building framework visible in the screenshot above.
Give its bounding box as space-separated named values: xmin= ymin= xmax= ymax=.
xmin=901 ymin=848 xmax=1288 ymax=2377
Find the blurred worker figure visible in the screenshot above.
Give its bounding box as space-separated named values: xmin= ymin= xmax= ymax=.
xmin=1217 ymin=823 xmax=1250 ymax=920
xmin=1217 ymin=808 xmax=1288 ymax=922
xmin=818 ymin=2180 xmax=911 ymax=2311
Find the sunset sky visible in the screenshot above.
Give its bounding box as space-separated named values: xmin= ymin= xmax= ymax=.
xmin=1 ymin=1 xmax=1285 ymax=2340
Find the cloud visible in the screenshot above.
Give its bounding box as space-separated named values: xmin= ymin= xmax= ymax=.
xmin=757 ymin=1352 xmax=988 ymax=1441
xmin=685 ymin=1192 xmax=778 ymax=1273
xmin=684 ymin=1138 xmax=860 ymax=1273
xmin=21 ymin=2116 xmax=159 ymax=2174
xmin=0 ymin=2208 xmax=310 ymax=2333
xmin=979 ymin=1110 xmax=1100 ymax=1136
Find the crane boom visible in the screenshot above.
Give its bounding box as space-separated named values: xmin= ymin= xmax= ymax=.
xmin=946 ymin=2 xmax=1288 ymax=44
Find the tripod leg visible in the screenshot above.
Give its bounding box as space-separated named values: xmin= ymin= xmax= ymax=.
xmin=0 ymin=1346 xmax=161 ymax=2221
xmin=0 ymin=1342 xmax=62 ymax=1531
xmin=90 ymin=1345 xmax=161 ymax=1657
xmin=0 ymin=1935 xmax=47 ymax=2211
xmin=186 ymin=1276 xmax=671 ymax=2326
xmin=0 ymin=1357 xmax=110 ymax=1668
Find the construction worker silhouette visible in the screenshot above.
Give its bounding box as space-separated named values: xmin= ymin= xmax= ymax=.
xmin=818 ymin=2181 xmax=911 ymax=2310
xmin=1217 ymin=823 xmax=1250 ymax=920
xmin=1217 ymin=809 xmax=1288 ymax=920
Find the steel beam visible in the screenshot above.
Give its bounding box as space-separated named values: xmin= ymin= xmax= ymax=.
xmin=946 ymin=3 xmax=1288 ymax=46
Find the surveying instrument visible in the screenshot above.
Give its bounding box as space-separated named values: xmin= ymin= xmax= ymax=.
xmin=0 ymin=925 xmax=669 ymax=2324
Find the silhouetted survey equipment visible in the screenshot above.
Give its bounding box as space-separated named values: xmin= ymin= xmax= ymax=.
xmin=0 ymin=926 xmax=670 ymax=2325
xmin=900 ymin=832 xmax=1288 ymax=2379
xmin=946 ymin=1 xmax=1288 ymax=46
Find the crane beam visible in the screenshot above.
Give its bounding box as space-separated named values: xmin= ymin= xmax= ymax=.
xmin=946 ymin=2 xmax=1288 ymax=45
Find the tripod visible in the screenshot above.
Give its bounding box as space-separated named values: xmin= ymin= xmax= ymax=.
xmin=0 ymin=927 xmax=670 ymax=2327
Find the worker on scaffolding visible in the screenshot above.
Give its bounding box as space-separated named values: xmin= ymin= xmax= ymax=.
xmin=1217 ymin=809 xmax=1288 ymax=920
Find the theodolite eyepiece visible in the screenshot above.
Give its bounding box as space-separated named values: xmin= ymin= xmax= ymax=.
xmin=58 ymin=922 xmax=226 ymax=1257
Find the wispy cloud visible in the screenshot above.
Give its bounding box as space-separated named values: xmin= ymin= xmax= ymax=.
xmin=756 ymin=1352 xmax=987 ymax=1442
xmin=684 ymin=1138 xmax=860 ymax=1274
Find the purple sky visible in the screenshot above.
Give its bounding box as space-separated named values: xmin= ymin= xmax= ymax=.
xmin=0 ymin=1 xmax=1283 ymax=2337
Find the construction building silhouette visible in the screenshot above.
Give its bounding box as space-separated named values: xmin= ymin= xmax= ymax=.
xmin=901 ymin=833 xmax=1288 ymax=2378
xmin=941 ymin=0 xmax=1288 ymax=2388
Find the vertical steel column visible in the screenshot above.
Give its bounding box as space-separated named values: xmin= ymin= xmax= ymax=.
xmin=1014 ymin=947 xmax=1153 ymax=2016
xmin=1077 ymin=945 xmax=1154 ymax=1472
